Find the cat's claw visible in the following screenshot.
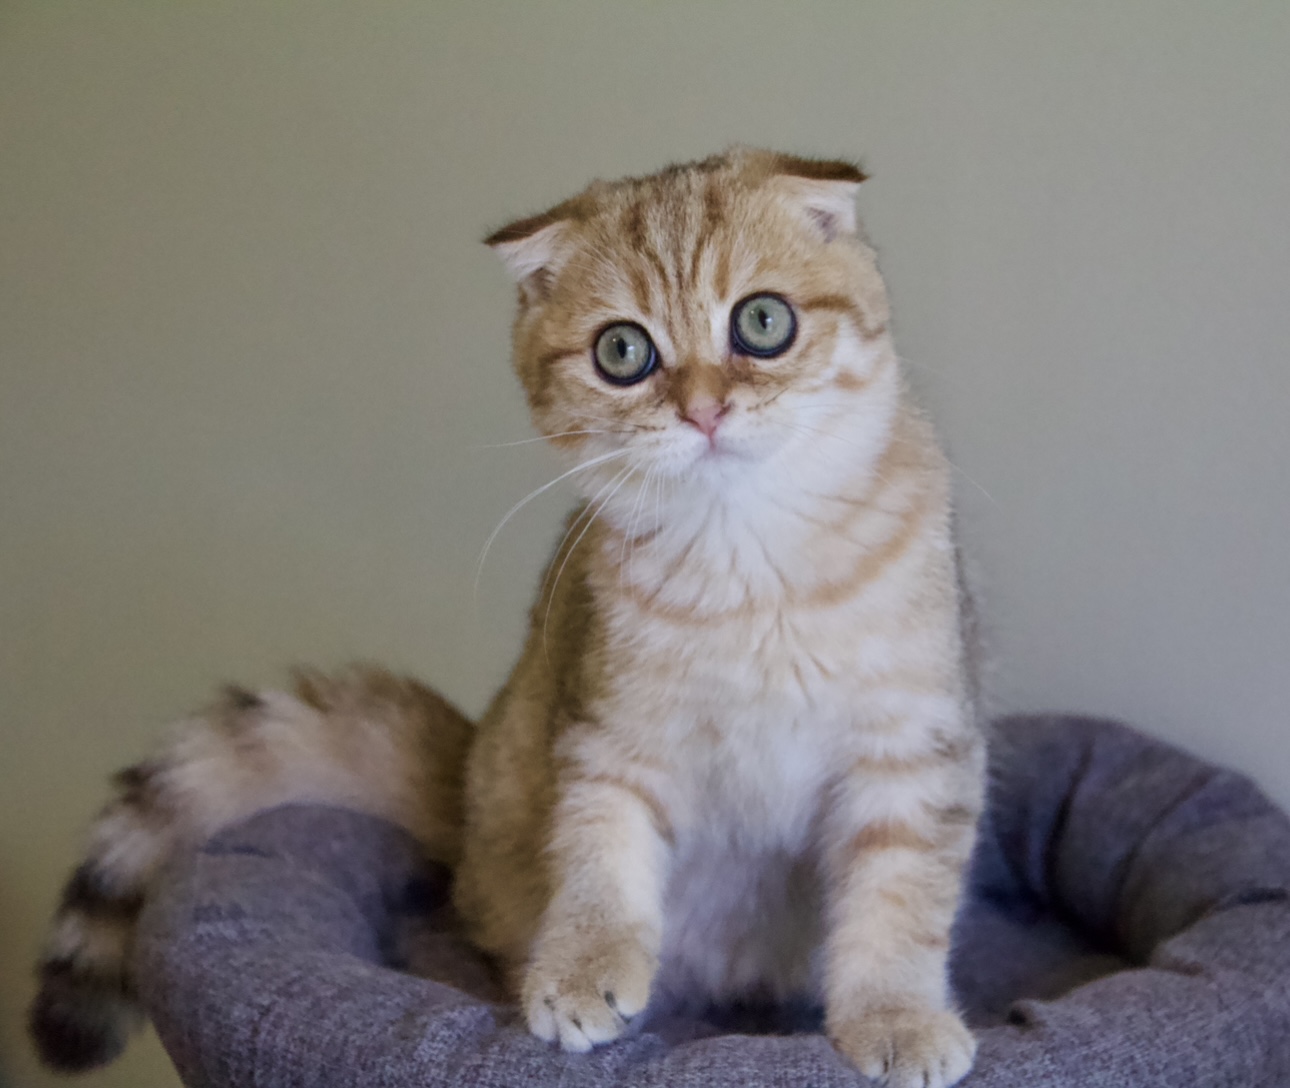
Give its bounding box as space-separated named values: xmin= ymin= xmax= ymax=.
xmin=522 ymin=929 xmax=655 ymax=1052
xmin=829 ymin=1007 xmax=976 ymax=1088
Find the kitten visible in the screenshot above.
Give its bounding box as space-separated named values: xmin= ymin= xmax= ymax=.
xmin=31 ymin=148 xmax=985 ymax=1088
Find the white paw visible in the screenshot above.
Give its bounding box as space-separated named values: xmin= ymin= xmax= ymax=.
xmin=830 ymin=1007 xmax=976 ymax=1088
xmin=522 ymin=928 xmax=656 ymax=1052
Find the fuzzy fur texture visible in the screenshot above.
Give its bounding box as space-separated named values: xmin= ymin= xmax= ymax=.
xmin=28 ymin=669 xmax=471 ymax=1072
xmin=31 ymin=149 xmax=984 ymax=1088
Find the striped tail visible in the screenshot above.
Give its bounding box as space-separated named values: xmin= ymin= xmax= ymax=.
xmin=29 ymin=665 xmax=473 ymax=1072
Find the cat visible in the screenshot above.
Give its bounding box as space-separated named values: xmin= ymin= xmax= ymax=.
xmin=30 ymin=147 xmax=985 ymax=1088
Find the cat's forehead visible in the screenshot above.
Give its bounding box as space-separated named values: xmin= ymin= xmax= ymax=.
xmin=487 ymin=148 xmax=869 ymax=331
xmin=566 ymin=166 xmax=809 ymax=322
xmin=586 ymin=156 xmax=769 ymax=253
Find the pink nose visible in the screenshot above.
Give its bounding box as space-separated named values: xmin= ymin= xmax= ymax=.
xmin=683 ymin=401 xmax=728 ymax=440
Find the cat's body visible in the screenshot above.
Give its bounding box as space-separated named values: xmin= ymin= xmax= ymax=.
xmin=31 ymin=149 xmax=985 ymax=1088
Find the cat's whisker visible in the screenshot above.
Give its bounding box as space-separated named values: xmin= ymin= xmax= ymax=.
xmin=654 ymin=466 xmax=665 ymax=538
xmin=942 ymin=459 xmax=999 ymax=508
xmin=473 ymin=447 xmax=632 ymax=605
xmin=471 ymin=429 xmax=613 ymax=450
xmin=750 ymin=387 xmax=791 ymax=413
xmin=768 ymin=411 xmax=998 ymax=508
xmin=637 ymin=466 xmax=659 ymax=581
xmin=567 ymin=411 xmax=649 ymax=431
xmin=541 ymin=464 xmax=635 ymax=664
xmin=538 ymin=462 xmax=635 ymax=610
xmin=621 ymin=465 xmax=658 ymax=589
xmin=618 ymin=466 xmax=651 ymax=583
xmin=762 ymin=418 xmax=869 ymax=453
xmin=790 ymin=414 xmax=997 ymax=508
xmin=759 ymin=419 xmax=895 ymax=490
xmin=758 ymin=414 xmax=906 ymax=484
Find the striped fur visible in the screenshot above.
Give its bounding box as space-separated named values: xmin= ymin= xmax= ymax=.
xmin=29 ymin=668 xmax=471 ymax=1071
xmin=466 ymin=149 xmax=985 ymax=1088
xmin=32 ymin=149 xmax=984 ymax=1088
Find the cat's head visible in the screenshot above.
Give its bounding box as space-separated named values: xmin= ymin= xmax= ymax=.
xmin=487 ymin=147 xmax=899 ymax=515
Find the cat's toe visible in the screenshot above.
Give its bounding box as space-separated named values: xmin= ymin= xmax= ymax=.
xmin=522 ymin=931 xmax=656 ymax=1052
xmin=526 ymin=990 xmax=617 ymax=1052
xmin=829 ymin=1007 xmax=976 ymax=1088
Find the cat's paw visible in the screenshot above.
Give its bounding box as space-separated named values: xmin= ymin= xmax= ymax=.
xmin=829 ymin=1007 xmax=976 ymax=1088
xmin=522 ymin=927 xmax=657 ymax=1052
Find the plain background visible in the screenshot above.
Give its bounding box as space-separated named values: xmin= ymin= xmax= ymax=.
xmin=3 ymin=3 xmax=1288 ymax=1085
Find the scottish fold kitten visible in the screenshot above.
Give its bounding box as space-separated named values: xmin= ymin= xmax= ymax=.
xmin=33 ymin=148 xmax=984 ymax=1088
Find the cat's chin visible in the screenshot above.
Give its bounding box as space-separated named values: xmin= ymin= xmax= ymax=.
xmin=684 ymin=426 xmax=786 ymax=468
xmin=676 ymin=441 xmax=757 ymax=478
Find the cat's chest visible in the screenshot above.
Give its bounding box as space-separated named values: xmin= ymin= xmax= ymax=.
xmin=602 ymin=606 xmax=866 ymax=845
xmin=609 ymin=593 xmax=882 ymax=718
xmin=675 ymin=711 xmax=832 ymax=848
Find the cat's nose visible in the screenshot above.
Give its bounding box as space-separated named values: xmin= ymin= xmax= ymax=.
xmin=682 ymin=400 xmax=729 ymax=441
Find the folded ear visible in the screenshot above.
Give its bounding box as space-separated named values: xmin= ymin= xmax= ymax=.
xmin=483 ymin=203 xmax=576 ymax=297
xmin=767 ymin=153 xmax=868 ymax=241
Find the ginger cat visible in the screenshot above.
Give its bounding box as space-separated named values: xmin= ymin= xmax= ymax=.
xmin=32 ymin=148 xmax=984 ymax=1088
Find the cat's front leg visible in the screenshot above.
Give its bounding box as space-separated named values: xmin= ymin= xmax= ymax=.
xmin=522 ymin=763 xmax=670 ymax=1052
xmin=821 ymin=732 xmax=983 ymax=1088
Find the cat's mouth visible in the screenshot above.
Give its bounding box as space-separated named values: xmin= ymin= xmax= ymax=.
xmin=687 ymin=430 xmax=757 ymax=470
xmin=687 ymin=427 xmax=732 ymax=462
xmin=690 ymin=415 xmax=794 ymax=470
xmin=638 ymin=420 xmax=771 ymax=481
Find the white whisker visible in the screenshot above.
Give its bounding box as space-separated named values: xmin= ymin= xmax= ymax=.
xmin=542 ymin=464 xmax=634 ymax=662
xmin=471 ymin=429 xmax=612 ymax=450
xmin=653 ymin=468 xmax=664 ymax=551
xmin=473 ymin=447 xmax=631 ymax=604
xmin=620 ymin=465 xmax=658 ymax=589
xmin=540 ymin=464 xmax=631 ymax=604
xmin=618 ymin=466 xmax=650 ymax=583
xmin=764 ymin=410 xmax=998 ymax=508
xmin=764 ymin=418 xmax=870 ymax=454
xmin=943 ymin=459 xmax=999 ymax=508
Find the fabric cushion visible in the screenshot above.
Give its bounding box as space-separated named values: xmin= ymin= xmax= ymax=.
xmin=136 ymin=714 xmax=1290 ymax=1086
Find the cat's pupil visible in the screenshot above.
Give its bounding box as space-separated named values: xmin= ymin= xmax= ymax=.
xmin=617 ymin=338 xmax=628 ymax=359
xmin=758 ymin=309 xmax=771 ymax=330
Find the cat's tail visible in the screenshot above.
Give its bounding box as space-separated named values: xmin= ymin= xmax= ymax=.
xmin=28 ymin=665 xmax=474 ymax=1073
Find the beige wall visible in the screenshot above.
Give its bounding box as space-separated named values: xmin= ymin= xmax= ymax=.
xmin=3 ymin=3 xmax=1287 ymax=1084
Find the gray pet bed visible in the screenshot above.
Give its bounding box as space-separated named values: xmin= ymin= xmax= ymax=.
xmin=137 ymin=714 xmax=1290 ymax=1087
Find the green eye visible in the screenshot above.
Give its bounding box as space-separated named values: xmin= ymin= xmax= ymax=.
xmin=594 ymin=323 xmax=657 ymax=385
xmin=731 ymin=294 xmax=796 ymax=357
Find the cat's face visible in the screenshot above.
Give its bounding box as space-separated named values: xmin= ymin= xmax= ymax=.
xmin=489 ymin=149 xmax=896 ymax=514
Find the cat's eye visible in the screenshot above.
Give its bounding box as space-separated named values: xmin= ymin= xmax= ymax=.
xmin=731 ymin=294 xmax=796 ymax=358
xmin=593 ymin=323 xmax=657 ymax=385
